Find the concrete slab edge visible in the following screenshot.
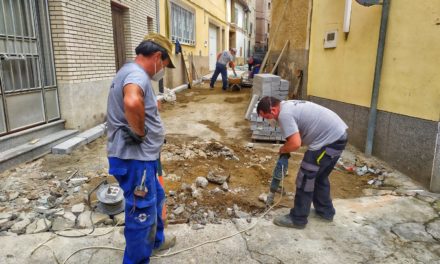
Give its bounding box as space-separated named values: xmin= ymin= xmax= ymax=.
xmin=52 ymin=123 xmax=107 ymax=155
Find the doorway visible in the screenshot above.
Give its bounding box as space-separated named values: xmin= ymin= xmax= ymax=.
xmin=208 ymin=24 xmax=218 ymax=71
xmin=111 ymin=4 xmax=126 ymax=71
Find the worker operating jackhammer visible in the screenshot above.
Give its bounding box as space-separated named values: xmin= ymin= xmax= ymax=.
xmin=266 ymin=153 xmax=290 ymax=206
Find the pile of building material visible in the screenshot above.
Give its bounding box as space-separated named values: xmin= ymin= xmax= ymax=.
xmin=245 ymin=74 xmax=289 ymax=142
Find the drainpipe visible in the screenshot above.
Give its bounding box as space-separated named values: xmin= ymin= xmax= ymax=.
xmin=364 ymin=0 xmax=391 ymax=156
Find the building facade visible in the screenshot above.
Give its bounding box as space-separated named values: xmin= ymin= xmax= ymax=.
xmin=267 ymin=0 xmax=312 ymax=98
xmin=229 ymin=0 xmax=252 ymax=64
xmin=255 ymin=0 xmax=270 ymax=51
xmin=307 ymin=0 xmax=440 ymax=191
xmin=0 ymin=0 xmax=159 ymax=137
xmin=158 ymin=0 xmax=228 ymax=87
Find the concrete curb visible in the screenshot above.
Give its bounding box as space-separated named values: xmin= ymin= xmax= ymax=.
xmin=52 ymin=124 xmax=106 ymax=154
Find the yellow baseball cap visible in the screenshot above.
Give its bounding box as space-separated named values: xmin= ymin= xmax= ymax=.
xmin=143 ymin=33 xmax=176 ymax=68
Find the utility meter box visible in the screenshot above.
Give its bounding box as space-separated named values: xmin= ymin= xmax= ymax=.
xmin=324 ymin=30 xmax=338 ymax=49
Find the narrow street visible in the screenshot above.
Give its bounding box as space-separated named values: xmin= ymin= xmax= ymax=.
xmin=1 ymin=83 xmax=439 ymax=263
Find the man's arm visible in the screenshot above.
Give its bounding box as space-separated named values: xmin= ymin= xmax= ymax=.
xmin=229 ymin=61 xmax=237 ymax=76
xmin=216 ymin=53 xmax=222 ymax=61
xmin=123 ymin=84 xmax=145 ymax=136
xmin=279 ymin=132 xmax=301 ymax=153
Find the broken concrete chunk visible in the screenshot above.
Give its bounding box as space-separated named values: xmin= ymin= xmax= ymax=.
xmin=207 ymin=170 xmax=230 ymax=185
xmin=192 ymin=189 xmax=202 ymax=199
xmin=258 ymin=193 xmax=268 ymax=203
xmin=63 ymin=212 xmax=77 ymax=223
xmin=77 ymin=211 xmax=110 ymax=228
xmin=426 ymin=219 xmax=440 ymax=240
xmin=0 ymin=212 xmax=13 ymax=221
xmin=26 ymin=218 xmax=52 ymax=234
xmin=226 ymin=208 xmax=233 ymax=216
xmin=221 ymin=182 xmax=229 ymax=191
xmin=192 ymin=224 xmax=204 ymax=230
xmin=71 ymin=203 xmax=85 ymax=215
xmin=195 ymin=177 xmax=209 ymax=188
xmin=52 ymin=217 xmax=75 ymax=231
xmin=10 ymin=219 xmax=31 ymax=234
xmin=211 ymin=187 xmax=223 ymax=194
xmin=35 ymin=207 xmax=64 ymax=216
xmin=7 ymin=191 xmax=19 ymax=201
xmin=173 ymin=205 xmax=185 ymax=215
xmin=391 ymin=222 xmax=435 ymax=242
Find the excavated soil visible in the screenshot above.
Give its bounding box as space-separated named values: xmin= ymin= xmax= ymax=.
xmin=1 ymin=82 xmax=375 ymax=223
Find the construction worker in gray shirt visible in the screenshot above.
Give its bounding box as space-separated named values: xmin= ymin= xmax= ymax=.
xmin=257 ymin=96 xmax=348 ymax=229
xmin=210 ymin=48 xmax=238 ymax=91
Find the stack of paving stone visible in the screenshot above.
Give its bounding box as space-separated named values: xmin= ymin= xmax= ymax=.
xmin=245 ymin=74 xmax=289 ymax=142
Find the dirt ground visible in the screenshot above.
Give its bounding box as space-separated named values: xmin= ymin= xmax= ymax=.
xmin=0 ymin=82 xmax=376 ymax=222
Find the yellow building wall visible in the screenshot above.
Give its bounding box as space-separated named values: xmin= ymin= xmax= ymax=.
xmin=159 ymin=0 xmax=228 ymax=57
xmin=308 ymin=0 xmax=440 ymax=121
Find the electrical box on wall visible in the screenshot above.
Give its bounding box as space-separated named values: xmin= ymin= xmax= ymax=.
xmin=324 ymin=30 xmax=338 ymax=49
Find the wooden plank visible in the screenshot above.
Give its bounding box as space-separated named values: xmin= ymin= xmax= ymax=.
xmin=290 ymin=69 xmax=303 ymax=99
xmin=270 ymin=40 xmax=290 ymax=74
xmin=181 ymin=52 xmax=192 ymax=89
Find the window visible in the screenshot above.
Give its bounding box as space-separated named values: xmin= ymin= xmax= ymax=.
xmin=234 ymin=7 xmax=238 ymax=24
xmin=0 ymin=0 xmax=59 ymax=133
xmin=171 ymin=3 xmax=195 ymax=45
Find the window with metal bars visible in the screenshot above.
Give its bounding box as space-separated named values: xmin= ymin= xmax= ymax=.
xmin=0 ymin=0 xmax=58 ymax=134
xmin=170 ymin=2 xmax=195 ymax=46
xmin=0 ymin=0 xmax=55 ymax=92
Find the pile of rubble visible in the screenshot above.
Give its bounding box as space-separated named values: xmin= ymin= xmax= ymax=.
xmin=0 ymin=160 xmax=120 ymax=236
xmin=161 ymin=140 xmax=240 ymax=161
xmin=336 ymin=158 xmax=389 ymax=188
xmin=164 ymin=165 xmax=262 ymax=229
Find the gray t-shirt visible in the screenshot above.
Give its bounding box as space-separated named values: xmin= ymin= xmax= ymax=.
xmin=218 ymin=50 xmax=234 ymax=65
xmin=106 ymin=62 xmax=165 ymax=161
xmin=278 ymin=100 xmax=348 ymax=151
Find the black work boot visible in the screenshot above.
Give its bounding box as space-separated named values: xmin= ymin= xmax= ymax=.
xmin=312 ymin=209 xmax=334 ymax=222
xmin=273 ymin=214 xmax=306 ymax=229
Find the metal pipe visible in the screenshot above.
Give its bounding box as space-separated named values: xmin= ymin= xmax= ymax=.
xmin=364 ymin=0 xmax=391 ymax=156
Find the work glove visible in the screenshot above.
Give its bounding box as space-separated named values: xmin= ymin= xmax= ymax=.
xmin=121 ymin=126 xmax=145 ymax=145
xmin=266 ymin=191 xmax=275 ymax=206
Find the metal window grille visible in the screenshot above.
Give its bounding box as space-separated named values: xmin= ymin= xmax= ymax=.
xmin=171 ymin=3 xmax=195 ymax=46
xmin=0 ymin=0 xmax=58 ymax=134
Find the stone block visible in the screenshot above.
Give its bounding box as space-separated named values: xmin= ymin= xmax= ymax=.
xmin=52 ymin=137 xmax=86 ymax=154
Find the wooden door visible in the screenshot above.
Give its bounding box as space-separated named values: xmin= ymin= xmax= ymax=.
xmin=112 ymin=5 xmax=126 ymax=71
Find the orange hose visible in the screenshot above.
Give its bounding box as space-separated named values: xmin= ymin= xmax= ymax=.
xmin=158 ymin=175 xmax=167 ymax=220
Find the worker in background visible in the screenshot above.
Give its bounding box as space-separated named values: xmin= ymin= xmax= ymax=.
xmin=257 ymin=96 xmax=348 ymax=229
xmin=247 ymin=56 xmax=262 ymax=78
xmin=209 ymin=47 xmax=237 ymax=91
xmin=106 ymin=33 xmax=176 ymax=263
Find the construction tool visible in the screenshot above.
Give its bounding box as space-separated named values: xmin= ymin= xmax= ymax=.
xmin=266 ymin=153 xmax=291 ymax=206
xmin=134 ymin=170 xmax=148 ymax=198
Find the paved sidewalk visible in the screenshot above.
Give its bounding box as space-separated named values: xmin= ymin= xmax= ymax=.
xmin=1 ymin=194 xmax=439 ymax=264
